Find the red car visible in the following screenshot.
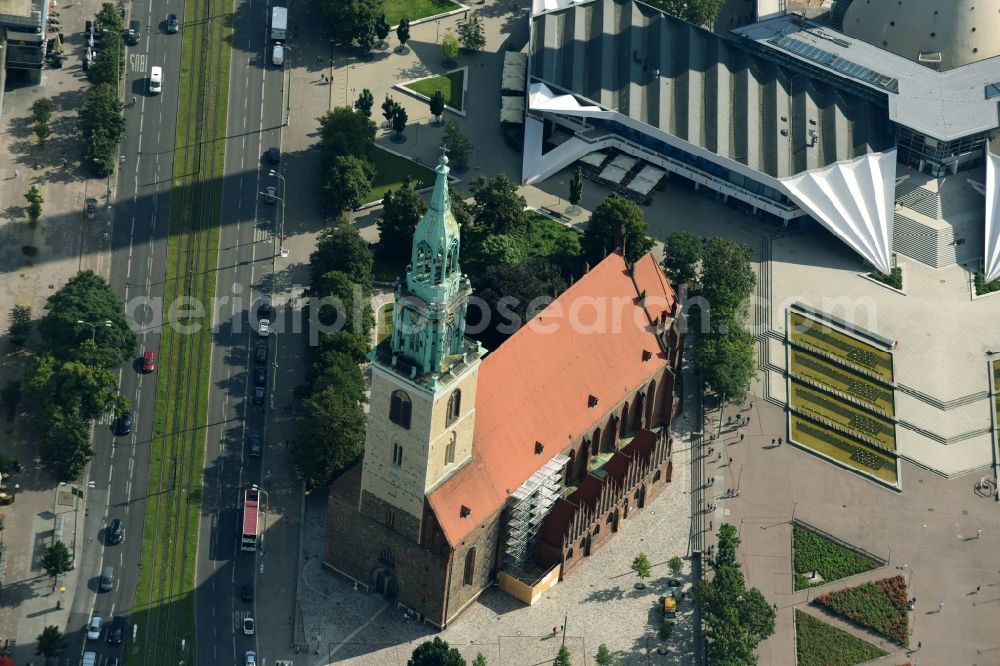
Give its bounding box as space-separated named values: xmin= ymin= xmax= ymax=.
xmin=142 ymin=351 xmax=156 ymax=373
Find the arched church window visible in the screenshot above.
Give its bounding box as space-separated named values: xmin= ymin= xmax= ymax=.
xmin=446 ymin=389 xmax=461 ymax=426
xmin=390 ymin=391 xmax=412 ymax=429
xmin=415 ymin=241 xmax=433 ymax=279
xmin=463 ymin=547 xmax=476 ymax=585
xmin=448 ymin=239 xmax=460 ymax=275
xmin=392 ymin=442 xmax=403 ymax=466
xmin=435 ymin=249 xmax=445 ymax=282
xmin=445 ymin=432 xmax=457 ymax=465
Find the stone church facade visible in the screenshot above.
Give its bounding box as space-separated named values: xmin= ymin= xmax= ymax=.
xmin=325 ymin=153 xmax=684 ymax=628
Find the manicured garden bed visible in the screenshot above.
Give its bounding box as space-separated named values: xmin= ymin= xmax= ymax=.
xmin=402 ymin=70 xmax=466 ymax=111
xmin=383 ymin=0 xmax=460 ymax=26
xmin=368 ymin=147 xmax=437 ymax=205
xmin=795 ymin=610 xmax=888 ymax=666
xmin=793 ymin=525 xmax=882 ymax=591
xmin=813 ymin=575 xmax=909 ymax=646
xmin=869 ymin=266 xmax=902 ymax=289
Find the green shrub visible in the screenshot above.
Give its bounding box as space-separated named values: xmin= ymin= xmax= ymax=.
xmin=813 ymin=575 xmax=909 ymax=646
xmin=795 ymin=609 xmax=888 ymax=666
xmin=868 ymin=266 xmax=902 ymax=289
xmin=974 ymin=271 xmax=1000 ymax=296
xmin=792 ymin=525 xmax=881 ymax=590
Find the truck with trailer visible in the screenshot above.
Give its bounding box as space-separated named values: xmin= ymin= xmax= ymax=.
xmin=270 ymin=7 xmax=286 ymax=41
xmin=241 ymin=488 xmax=259 ymax=552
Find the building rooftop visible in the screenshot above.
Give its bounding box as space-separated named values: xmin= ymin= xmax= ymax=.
xmin=426 ymin=253 xmax=677 ymax=547
xmin=734 ymin=14 xmax=1000 ymax=141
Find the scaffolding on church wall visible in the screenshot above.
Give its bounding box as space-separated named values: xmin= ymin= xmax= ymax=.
xmin=504 ymin=454 xmax=569 ymax=570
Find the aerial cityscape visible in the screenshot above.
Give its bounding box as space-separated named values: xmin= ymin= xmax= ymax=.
xmin=0 ymin=0 xmax=996 ymax=664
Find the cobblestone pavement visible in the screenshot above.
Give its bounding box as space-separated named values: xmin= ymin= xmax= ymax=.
xmin=299 ymin=427 xmax=697 ymax=666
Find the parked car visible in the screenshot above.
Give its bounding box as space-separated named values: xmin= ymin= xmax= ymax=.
xmin=126 ymin=19 xmax=140 ymax=45
xmin=252 ymin=387 xmax=265 ymax=405
xmin=255 ymin=343 xmax=268 ymax=364
xmin=87 ymin=616 xmax=103 ymax=640
xmin=246 ymin=651 xmax=257 ymax=666
xmin=114 ymin=413 xmax=132 ymax=436
xmin=142 ymin=351 xmax=156 ymax=373
xmin=258 ymin=319 xmax=270 ymax=337
xmin=243 ymin=616 xmax=255 ymax=635
xmin=266 ymin=147 xmax=279 ymax=165
xmin=107 ymin=616 xmax=126 ymax=645
xmin=241 ymin=583 xmax=253 ymax=602
xmin=253 ymin=368 xmax=266 ymax=387
xmin=259 ymin=294 xmax=273 ymax=317
xmin=108 ymin=518 xmax=125 ymax=545
xmin=166 ymin=13 xmax=179 ymax=33
xmin=85 ymin=197 xmax=97 ymax=220
xmin=248 ymin=434 xmax=262 ymax=458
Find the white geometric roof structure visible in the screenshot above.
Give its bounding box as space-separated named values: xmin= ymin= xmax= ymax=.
xmin=984 ymin=151 xmax=1000 ymax=282
xmin=780 ymin=151 xmax=897 ymax=274
xmin=527 ymin=82 xmax=606 ymax=115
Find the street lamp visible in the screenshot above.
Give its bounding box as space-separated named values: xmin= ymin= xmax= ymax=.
xmin=282 ymin=43 xmax=295 ymax=126
xmin=76 ymin=319 xmax=113 ymax=342
xmin=269 ymin=170 xmax=287 ymax=259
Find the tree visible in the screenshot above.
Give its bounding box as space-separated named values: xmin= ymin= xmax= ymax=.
xmin=479 ymin=234 xmax=526 ymax=266
xmin=662 ymin=230 xmax=702 ymax=287
xmin=357 ymin=25 xmax=377 ymax=55
xmin=382 ymin=94 xmax=401 ymax=128
xmin=631 ymin=551 xmax=652 ymax=588
xmin=311 ymin=269 xmax=375 ymax=342
xmin=569 ymin=167 xmax=584 ymax=207
xmin=40 ymin=406 xmax=93 ymax=480
xmin=41 ymin=541 xmax=72 ymax=582
xmin=658 ymin=618 xmax=674 ymax=642
xmin=34 ymin=119 xmax=52 ymax=143
xmin=8 ymin=304 xmax=32 ymax=348
xmin=391 ymin=106 xmax=408 ymax=138
xmin=324 ymin=155 xmax=374 ymax=214
xmin=374 ymin=13 xmax=391 ymax=46
xmin=25 ymin=355 xmax=122 ymax=420
xmin=457 ymin=16 xmax=486 ymax=51
xmin=472 ymin=654 xmax=487 ymax=666
xmin=442 ymin=121 xmax=473 ymax=170
xmin=594 ymin=644 xmax=614 ymax=666
xmin=378 ymin=178 xmax=427 ymax=259
xmin=648 ymin=0 xmax=725 ymax=26
xmin=469 ymin=174 xmax=528 ymax=234
xmin=696 ymin=324 xmax=755 ymax=404
xmin=429 ymin=89 xmax=446 ymax=123
xmin=25 ymin=185 xmax=43 ymax=225
xmin=38 ymin=271 xmax=137 ymax=365
xmin=32 ymin=98 xmax=53 ymax=143
xmin=308 ymin=340 xmax=369 ymax=404
xmin=87 ymin=4 xmax=124 ymax=86
xmin=36 ymin=625 xmax=67 ymax=661
xmin=407 ymin=637 xmax=466 ymax=666
xmin=396 ymin=17 xmax=411 ymax=51
xmin=320 ymin=0 xmax=382 ymax=48
xmin=355 ymin=88 xmax=375 ymax=118
xmin=668 ymin=555 xmax=684 ymax=578
xmin=440 ymin=32 xmax=460 ymax=63
xmin=700 ymin=236 xmax=755 ymax=319
xmin=318 ymin=107 xmax=376 ymax=166
xmin=295 ymin=385 xmax=366 ymax=487
xmin=1 ymin=380 xmax=21 ymax=422
xmin=582 ymin=195 xmax=654 ymax=265
xmin=310 ymin=219 xmax=375 ymax=292
xmin=553 ymin=645 xmax=572 ymax=666
xmin=472 ymin=257 xmax=566 ymax=349
xmin=78 ymin=84 xmax=125 ymax=177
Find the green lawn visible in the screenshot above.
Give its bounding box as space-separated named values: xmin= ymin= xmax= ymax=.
xmin=368 ymin=146 xmax=437 ymax=204
xmin=794 ymin=610 xmax=888 ymax=666
xmin=792 ymin=525 xmax=881 ymax=591
xmin=383 ymin=0 xmax=460 ymax=26
xmin=403 ymin=70 xmax=466 ymax=111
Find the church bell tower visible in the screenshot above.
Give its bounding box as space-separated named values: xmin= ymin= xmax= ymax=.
xmin=358 ymin=150 xmax=484 ymax=543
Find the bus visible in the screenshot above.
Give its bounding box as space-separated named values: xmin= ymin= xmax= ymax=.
xmin=241 ymin=488 xmax=259 ymax=552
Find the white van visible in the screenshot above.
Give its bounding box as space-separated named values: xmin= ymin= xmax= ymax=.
xmin=149 ymin=66 xmax=162 ymax=94
xmin=271 ymin=44 xmax=284 ymax=67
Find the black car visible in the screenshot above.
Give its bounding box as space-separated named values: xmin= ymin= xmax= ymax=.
xmin=241 ymin=583 xmax=253 ymax=602
xmin=255 ymin=343 xmax=268 ymax=364
xmin=107 ymin=616 xmax=126 ymax=645
xmin=266 ymin=147 xmax=279 ymax=165
xmin=252 ymin=387 xmax=265 ymax=405
xmin=126 ymin=19 xmax=140 ymax=45
xmin=248 ymin=434 xmax=262 ymax=458
xmin=166 ymin=13 xmax=179 ymax=33
xmin=253 ymin=368 xmax=267 ymax=387
xmin=108 ymin=518 xmax=125 ymax=545
xmin=114 ymin=413 xmax=132 ymax=436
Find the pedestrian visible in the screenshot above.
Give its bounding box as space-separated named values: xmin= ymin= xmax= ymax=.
xmin=749 ymin=401 xmax=753 ymax=409
xmin=728 ymin=457 xmax=733 ymax=464
xmin=778 ymin=436 xmax=783 ymax=445
xmin=771 ymin=438 xmax=776 ymax=445
xmin=552 ymin=626 xmax=557 ymax=637
xmin=746 ymin=416 xmax=752 ymax=426
xmin=772 ymin=603 xmax=777 ymax=610
xmin=13 ymin=169 xmax=17 ymax=178
xmin=740 ymin=433 xmax=744 ymax=442
xmin=717 ymin=452 xmax=722 ymax=462
xmin=708 ymin=446 xmax=714 ymax=455
xmin=938 ymin=601 xmax=944 ymax=611
xmin=977 ymin=528 xmax=982 ymax=538
xmin=917 ymin=641 xmax=921 ymax=649
xmin=709 ymin=520 xmax=712 ymax=530
xmin=727 ymin=415 xmax=732 ymax=425
xmin=976 ymin=585 xmax=981 ymax=592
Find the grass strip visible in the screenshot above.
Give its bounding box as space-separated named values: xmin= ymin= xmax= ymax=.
xmin=383 ymin=0 xmax=460 ymax=25
xmin=127 ymin=0 xmax=232 ymax=662
xmin=794 ymin=610 xmax=888 ymax=666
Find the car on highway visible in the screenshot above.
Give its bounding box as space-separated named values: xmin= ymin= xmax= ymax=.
xmin=259 ymin=294 xmax=273 ymax=317
xmin=142 ymin=350 xmax=156 ymax=373
xmin=241 ymin=583 xmax=253 ymax=602
xmin=248 ymin=434 xmax=262 ymax=458
xmin=258 ymin=319 xmax=270 ymax=337
xmin=253 ymin=368 xmax=266 ymax=387
xmin=255 ymin=343 xmax=268 ymax=364
xmin=85 ymin=197 xmax=97 ymax=220
xmin=246 ymin=651 xmax=256 ymax=666
xmin=108 ymin=518 xmax=125 ymax=545
xmin=107 ymin=616 xmax=126 ymax=645
xmin=252 ymin=387 xmax=265 ymax=405
xmin=114 ymin=413 xmax=132 ymax=436
xmin=243 ymin=616 xmax=255 ymax=635
xmin=266 ymin=147 xmax=280 ymax=165
xmin=263 ymin=186 xmax=277 ymax=204
xmin=87 ymin=616 xmax=102 ymax=640
xmin=126 ymin=19 xmax=140 ymax=45
xmin=166 ymin=13 xmax=179 ymax=33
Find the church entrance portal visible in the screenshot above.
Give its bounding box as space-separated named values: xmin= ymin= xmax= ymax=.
xmin=371 ymin=567 xmax=398 ymax=599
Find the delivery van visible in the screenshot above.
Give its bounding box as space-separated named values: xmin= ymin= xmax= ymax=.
xmin=149 ymin=66 xmax=162 ymax=94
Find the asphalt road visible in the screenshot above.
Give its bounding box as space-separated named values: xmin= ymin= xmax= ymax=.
xmin=67 ymin=2 xmax=184 ymax=662
xmin=194 ymin=0 xmax=286 ymax=662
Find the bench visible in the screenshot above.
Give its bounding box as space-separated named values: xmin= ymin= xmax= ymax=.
xmin=539 ymin=206 xmax=573 ymax=223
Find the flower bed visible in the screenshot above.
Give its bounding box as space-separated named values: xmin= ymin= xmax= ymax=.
xmin=793 ymin=525 xmax=882 ymax=590
xmin=813 ymin=575 xmax=909 ymax=646
xmin=794 ymin=610 xmax=888 ymax=666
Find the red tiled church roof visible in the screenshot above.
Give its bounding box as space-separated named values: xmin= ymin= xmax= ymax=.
xmin=427 ymin=252 xmax=677 ymax=547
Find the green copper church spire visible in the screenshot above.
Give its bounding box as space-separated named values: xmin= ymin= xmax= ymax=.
xmin=389 ymin=149 xmax=472 ymax=377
